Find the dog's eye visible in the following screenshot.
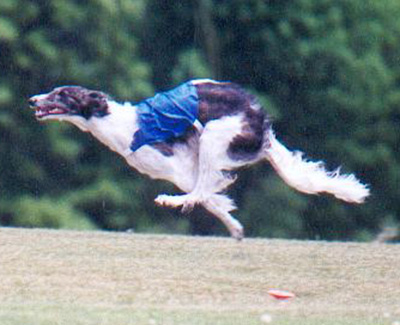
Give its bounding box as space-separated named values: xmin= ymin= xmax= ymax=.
xmin=89 ymin=92 xmax=99 ymax=99
xmin=58 ymin=90 xmax=67 ymax=97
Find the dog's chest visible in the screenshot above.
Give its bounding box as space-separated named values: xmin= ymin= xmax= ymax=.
xmin=88 ymin=102 xmax=138 ymax=156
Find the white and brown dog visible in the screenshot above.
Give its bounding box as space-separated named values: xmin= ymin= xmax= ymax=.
xmin=29 ymin=79 xmax=369 ymax=239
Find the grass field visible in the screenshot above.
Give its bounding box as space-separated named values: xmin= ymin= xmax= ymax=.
xmin=0 ymin=228 xmax=399 ymax=325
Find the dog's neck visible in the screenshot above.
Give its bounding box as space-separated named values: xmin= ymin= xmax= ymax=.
xmin=68 ymin=101 xmax=139 ymax=157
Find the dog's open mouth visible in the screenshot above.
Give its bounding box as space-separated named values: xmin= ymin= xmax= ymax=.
xmin=29 ymin=99 xmax=69 ymax=119
xmin=34 ymin=106 xmax=67 ymax=119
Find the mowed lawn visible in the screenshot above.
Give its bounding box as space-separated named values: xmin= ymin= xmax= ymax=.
xmin=0 ymin=228 xmax=399 ymax=325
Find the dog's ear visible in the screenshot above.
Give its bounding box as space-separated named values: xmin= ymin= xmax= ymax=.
xmin=79 ymin=90 xmax=109 ymax=119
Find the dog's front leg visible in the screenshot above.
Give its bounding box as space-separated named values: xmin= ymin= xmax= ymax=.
xmin=203 ymin=194 xmax=244 ymax=240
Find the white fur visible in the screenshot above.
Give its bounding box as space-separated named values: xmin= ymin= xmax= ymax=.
xmin=86 ymin=101 xmax=139 ymax=155
xmin=162 ymin=114 xmax=245 ymax=199
xmin=191 ymin=79 xmax=224 ymax=85
xmin=48 ymin=101 xmax=246 ymax=239
xmin=265 ymin=130 xmax=370 ymax=203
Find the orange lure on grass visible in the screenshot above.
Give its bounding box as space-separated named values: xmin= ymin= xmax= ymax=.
xmin=268 ymin=289 xmax=295 ymax=300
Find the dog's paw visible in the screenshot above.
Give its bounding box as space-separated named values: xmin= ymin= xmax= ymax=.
xmin=155 ymin=194 xmax=199 ymax=213
xmin=230 ymin=225 xmax=244 ymax=241
xmin=155 ymin=194 xmax=187 ymax=208
xmin=154 ymin=194 xmax=175 ymax=207
xmin=225 ymin=218 xmax=244 ymax=241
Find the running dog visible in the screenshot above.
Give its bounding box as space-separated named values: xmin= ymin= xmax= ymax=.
xmin=29 ymin=79 xmax=369 ymax=239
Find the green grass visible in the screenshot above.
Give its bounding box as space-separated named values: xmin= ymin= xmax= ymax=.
xmin=0 ymin=228 xmax=399 ymax=325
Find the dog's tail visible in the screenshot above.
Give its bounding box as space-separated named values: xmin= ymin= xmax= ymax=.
xmin=264 ymin=130 xmax=369 ymax=203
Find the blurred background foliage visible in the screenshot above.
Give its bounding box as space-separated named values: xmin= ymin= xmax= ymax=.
xmin=1 ymin=0 xmax=400 ymax=241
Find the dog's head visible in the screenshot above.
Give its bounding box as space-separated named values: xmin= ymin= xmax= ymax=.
xmin=29 ymin=86 xmax=110 ymax=121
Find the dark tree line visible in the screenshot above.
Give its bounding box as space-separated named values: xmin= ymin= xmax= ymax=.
xmin=1 ymin=0 xmax=400 ymax=240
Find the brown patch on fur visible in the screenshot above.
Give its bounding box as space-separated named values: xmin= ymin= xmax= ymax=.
xmin=150 ymin=127 xmax=198 ymax=157
xmin=196 ymin=82 xmax=270 ymax=160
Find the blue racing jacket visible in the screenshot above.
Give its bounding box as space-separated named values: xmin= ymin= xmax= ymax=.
xmin=130 ymin=81 xmax=199 ymax=152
